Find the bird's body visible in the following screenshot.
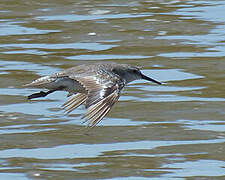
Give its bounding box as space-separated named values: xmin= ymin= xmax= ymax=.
xmin=24 ymin=62 xmax=161 ymax=127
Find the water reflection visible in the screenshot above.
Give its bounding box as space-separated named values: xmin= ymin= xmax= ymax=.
xmin=161 ymin=160 xmax=225 ymax=177
xmin=1 ymin=138 xmax=225 ymax=159
xmin=35 ymin=13 xmax=152 ymax=22
xmin=0 ymin=0 xmax=225 ymax=179
xmin=0 ymin=22 xmax=60 ymax=36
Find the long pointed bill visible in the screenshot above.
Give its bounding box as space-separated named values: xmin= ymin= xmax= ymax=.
xmin=141 ymin=74 xmax=162 ymax=85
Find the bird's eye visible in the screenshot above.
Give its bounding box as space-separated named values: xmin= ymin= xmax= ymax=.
xmin=112 ymin=69 xmax=118 ymax=74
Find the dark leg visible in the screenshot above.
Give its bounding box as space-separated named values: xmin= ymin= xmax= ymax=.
xmin=27 ymin=86 xmax=65 ymax=100
xmin=28 ymin=90 xmax=57 ymax=100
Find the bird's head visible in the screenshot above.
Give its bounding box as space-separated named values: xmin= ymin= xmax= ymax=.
xmin=112 ymin=65 xmax=161 ymax=84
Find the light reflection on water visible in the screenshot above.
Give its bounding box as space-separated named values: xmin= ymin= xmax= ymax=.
xmin=0 ymin=173 xmax=29 ymax=180
xmin=0 ymin=0 xmax=225 ymax=179
xmin=161 ymin=160 xmax=225 ymax=177
xmin=158 ymin=1 xmax=225 ymax=58
xmin=0 ymin=42 xmax=117 ymax=51
xmin=0 ymin=22 xmax=60 ymax=36
xmin=67 ymin=54 xmax=152 ymax=60
xmin=0 ymin=60 xmax=60 ymax=76
xmin=35 ymin=13 xmax=152 ymax=22
xmin=179 ymin=119 xmax=225 ymax=132
xmin=1 ymin=138 xmax=225 ymax=159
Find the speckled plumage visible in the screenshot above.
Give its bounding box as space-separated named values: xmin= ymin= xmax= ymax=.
xmin=24 ymin=62 xmax=161 ymax=127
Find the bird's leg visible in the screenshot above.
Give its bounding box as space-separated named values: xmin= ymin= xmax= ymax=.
xmin=27 ymin=90 xmax=56 ymax=99
xmin=27 ymin=86 xmax=65 ymax=100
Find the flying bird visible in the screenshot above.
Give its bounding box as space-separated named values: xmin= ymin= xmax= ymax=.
xmin=24 ymin=63 xmax=161 ymax=127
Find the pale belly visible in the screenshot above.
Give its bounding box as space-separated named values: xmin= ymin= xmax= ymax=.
xmin=42 ymin=77 xmax=86 ymax=93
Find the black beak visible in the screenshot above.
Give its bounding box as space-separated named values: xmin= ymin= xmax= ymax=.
xmin=141 ymin=74 xmax=162 ymax=85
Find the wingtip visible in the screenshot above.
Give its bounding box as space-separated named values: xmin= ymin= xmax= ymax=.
xmin=82 ymin=91 xmax=119 ymax=128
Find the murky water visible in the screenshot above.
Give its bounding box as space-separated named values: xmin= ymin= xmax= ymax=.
xmin=0 ymin=0 xmax=225 ymax=179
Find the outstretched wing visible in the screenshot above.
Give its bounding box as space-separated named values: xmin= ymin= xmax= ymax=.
xmin=74 ymin=75 xmax=125 ymax=127
xmin=62 ymin=93 xmax=87 ymax=114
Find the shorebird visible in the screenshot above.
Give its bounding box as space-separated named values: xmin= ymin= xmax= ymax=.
xmin=24 ymin=63 xmax=161 ymax=127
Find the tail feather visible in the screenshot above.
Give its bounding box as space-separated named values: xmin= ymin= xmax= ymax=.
xmin=23 ymin=76 xmax=55 ymax=88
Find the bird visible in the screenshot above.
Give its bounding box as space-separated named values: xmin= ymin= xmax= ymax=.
xmin=24 ymin=62 xmax=161 ymax=127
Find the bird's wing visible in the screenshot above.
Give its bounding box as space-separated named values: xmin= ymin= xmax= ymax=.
xmin=73 ymin=75 xmax=125 ymax=127
xmin=62 ymin=93 xmax=87 ymax=114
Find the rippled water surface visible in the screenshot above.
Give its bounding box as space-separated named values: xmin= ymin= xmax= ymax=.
xmin=0 ymin=0 xmax=225 ymax=179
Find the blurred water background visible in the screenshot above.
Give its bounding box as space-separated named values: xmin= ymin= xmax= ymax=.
xmin=0 ymin=0 xmax=225 ymax=179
